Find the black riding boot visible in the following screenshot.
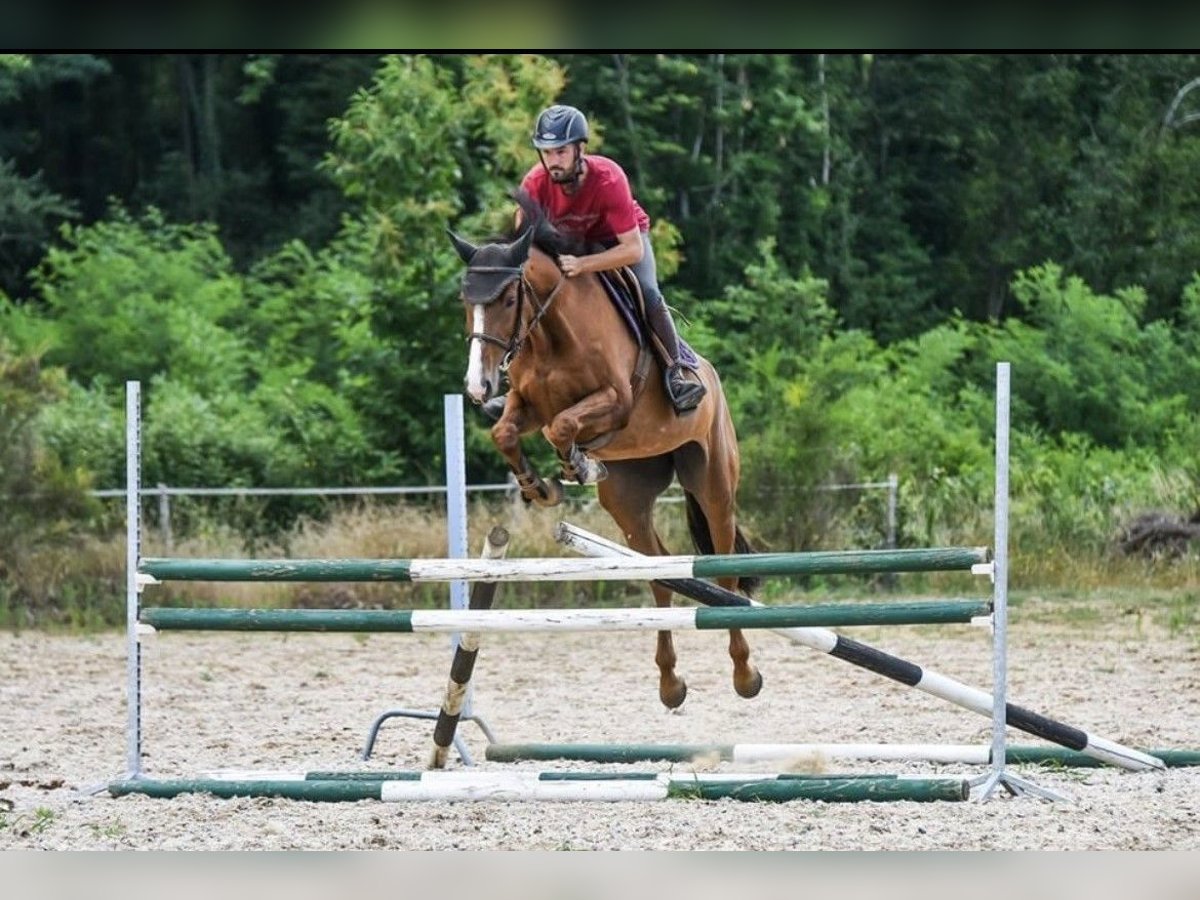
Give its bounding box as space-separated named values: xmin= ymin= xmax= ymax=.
xmin=645 ymin=301 xmax=706 ymax=413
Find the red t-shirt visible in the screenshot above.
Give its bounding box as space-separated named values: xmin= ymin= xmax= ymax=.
xmin=520 ymin=154 xmax=650 ymax=246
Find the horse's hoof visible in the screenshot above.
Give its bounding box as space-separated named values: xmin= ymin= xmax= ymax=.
xmin=573 ymin=457 xmax=607 ymax=484
xmin=735 ymin=668 xmax=763 ymax=699
xmin=659 ymin=676 xmax=687 ymax=709
xmin=531 ymin=477 xmax=565 ymax=508
xmin=563 ymin=453 xmax=607 ymax=485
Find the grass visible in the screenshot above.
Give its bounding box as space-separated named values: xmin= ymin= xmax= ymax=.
xmin=1004 ymin=585 xmax=1200 ymax=637
xmin=1 ymin=807 xmax=56 ymax=837
xmin=3 ymin=492 xmax=1200 ymax=633
xmin=88 ymin=821 xmax=127 ymax=841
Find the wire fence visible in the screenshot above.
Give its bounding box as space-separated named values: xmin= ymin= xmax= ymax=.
xmin=90 ymin=475 xmax=899 ymax=551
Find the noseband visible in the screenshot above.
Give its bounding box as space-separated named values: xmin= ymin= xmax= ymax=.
xmin=465 ymin=265 xmax=566 ymax=372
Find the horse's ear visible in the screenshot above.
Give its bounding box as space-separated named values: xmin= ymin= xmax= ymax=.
xmin=513 ymin=225 xmax=534 ymax=261
xmin=446 ymin=229 xmax=478 ymax=264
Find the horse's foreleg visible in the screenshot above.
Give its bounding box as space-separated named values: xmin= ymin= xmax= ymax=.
xmin=491 ymin=396 xmax=564 ymax=508
xmin=544 ymin=386 xmax=630 ymax=485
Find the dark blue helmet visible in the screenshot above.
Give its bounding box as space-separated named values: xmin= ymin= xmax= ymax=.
xmin=532 ymin=105 xmax=589 ymax=149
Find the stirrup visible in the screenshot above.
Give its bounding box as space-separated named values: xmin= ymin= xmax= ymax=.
xmin=480 ymin=393 xmax=508 ymax=422
xmin=665 ymin=365 xmax=706 ymax=413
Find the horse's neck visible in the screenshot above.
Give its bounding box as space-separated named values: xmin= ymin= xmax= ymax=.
xmin=525 ymin=260 xmax=627 ymax=360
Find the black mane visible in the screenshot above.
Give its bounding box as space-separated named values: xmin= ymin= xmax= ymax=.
xmin=508 ymin=188 xmax=589 ymax=257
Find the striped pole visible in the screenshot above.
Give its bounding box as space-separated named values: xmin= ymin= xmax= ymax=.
xmin=108 ymin=771 xmax=970 ymax=803
xmin=483 ymin=742 xmax=1200 ymax=768
xmin=554 ymin=522 xmax=1165 ymax=773
xmin=137 ymin=545 xmax=989 ymax=584
xmin=138 ymin=600 xmax=992 ymax=634
xmin=430 ymin=526 xmax=510 ymax=769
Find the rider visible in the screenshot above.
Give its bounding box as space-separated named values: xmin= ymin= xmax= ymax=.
xmin=484 ymin=103 xmax=705 ymax=419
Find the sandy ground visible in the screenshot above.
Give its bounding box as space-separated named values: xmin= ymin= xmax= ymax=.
xmin=2 ymin=599 xmax=1198 ymax=851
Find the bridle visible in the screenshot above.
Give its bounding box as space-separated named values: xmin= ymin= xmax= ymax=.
xmin=465 ymin=265 xmax=567 ymax=372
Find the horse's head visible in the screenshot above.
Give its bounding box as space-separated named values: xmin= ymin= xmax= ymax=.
xmin=449 ymin=226 xmax=535 ymax=405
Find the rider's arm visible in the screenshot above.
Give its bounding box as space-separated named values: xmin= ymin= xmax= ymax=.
xmin=564 ymin=227 xmax=643 ymax=276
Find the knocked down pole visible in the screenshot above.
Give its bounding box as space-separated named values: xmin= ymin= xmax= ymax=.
xmin=554 ymin=522 xmax=1164 ymax=773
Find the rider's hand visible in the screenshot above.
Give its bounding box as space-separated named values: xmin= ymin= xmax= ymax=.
xmin=559 ymin=254 xmax=585 ymax=277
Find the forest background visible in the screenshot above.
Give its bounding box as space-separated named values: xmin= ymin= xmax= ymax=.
xmin=2 ymin=53 xmax=1199 ymax=626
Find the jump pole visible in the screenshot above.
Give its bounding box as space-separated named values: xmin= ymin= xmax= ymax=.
xmin=553 ymin=521 xmax=1164 ymax=773
xmin=108 ymin=771 xmax=971 ymax=803
xmin=483 ymin=742 xmax=1200 ymax=768
xmin=138 ymin=599 xmax=994 ymax=633
xmin=137 ymin=547 xmax=990 ymax=583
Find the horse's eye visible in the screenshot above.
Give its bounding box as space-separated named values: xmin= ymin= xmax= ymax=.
xmin=505 ymin=296 xmax=516 ymax=308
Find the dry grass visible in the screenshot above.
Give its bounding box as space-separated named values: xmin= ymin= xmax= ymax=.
xmin=140 ymin=492 xmax=695 ymax=612
xmin=6 ymin=489 xmax=1200 ymax=629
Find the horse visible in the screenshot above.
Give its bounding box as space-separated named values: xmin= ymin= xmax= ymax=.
xmin=447 ymin=196 xmax=762 ymax=709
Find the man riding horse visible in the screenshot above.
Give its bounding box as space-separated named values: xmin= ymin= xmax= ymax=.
xmin=482 ymin=103 xmax=705 ymax=420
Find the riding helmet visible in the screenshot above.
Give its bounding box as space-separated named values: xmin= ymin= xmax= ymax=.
xmin=532 ymin=105 xmax=589 ymax=149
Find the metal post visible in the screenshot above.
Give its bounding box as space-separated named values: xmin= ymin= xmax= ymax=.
xmin=124 ymin=381 xmax=141 ymax=779
xmin=886 ymin=473 xmax=898 ymax=550
xmin=988 ymin=363 xmax=1011 ymax=782
xmin=976 ymin=362 xmax=1064 ymax=801
xmin=443 ymin=394 xmax=470 ymax=706
xmin=444 ymin=394 xmax=469 ymax=613
xmin=157 ymin=483 xmax=172 ymax=550
xmin=358 ymin=395 xmax=489 ymax=762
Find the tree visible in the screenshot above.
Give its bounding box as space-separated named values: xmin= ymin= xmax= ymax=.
xmin=320 ymin=54 xmax=565 ymax=481
xmin=0 ymin=337 xmax=96 ymax=584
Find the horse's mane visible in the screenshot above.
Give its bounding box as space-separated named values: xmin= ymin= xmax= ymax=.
xmin=506 ymin=188 xmax=589 ymax=258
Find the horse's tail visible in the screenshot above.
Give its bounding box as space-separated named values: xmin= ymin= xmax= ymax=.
xmin=684 ymin=492 xmax=761 ymax=597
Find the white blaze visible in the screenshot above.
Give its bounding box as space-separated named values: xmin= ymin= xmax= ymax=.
xmin=465 ymin=305 xmax=487 ymax=402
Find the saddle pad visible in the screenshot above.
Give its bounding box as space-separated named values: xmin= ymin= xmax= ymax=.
xmin=597 ymin=270 xmax=699 ymax=370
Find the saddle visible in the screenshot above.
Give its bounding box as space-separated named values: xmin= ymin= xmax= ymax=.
xmin=596 ymin=267 xmax=700 ymax=385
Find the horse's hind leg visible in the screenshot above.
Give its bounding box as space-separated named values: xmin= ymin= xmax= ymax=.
xmin=674 ymin=441 xmax=763 ymax=700
xmin=595 ymin=457 xmax=687 ymax=710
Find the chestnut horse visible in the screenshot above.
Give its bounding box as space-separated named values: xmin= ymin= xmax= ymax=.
xmin=448 ymin=200 xmax=762 ymax=708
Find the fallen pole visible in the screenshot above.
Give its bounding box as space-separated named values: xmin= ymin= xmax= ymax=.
xmin=553 ymin=522 xmax=1165 ymax=773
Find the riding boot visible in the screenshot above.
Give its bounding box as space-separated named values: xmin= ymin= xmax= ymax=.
xmin=645 ymin=301 xmax=706 ymax=413
xmin=480 ymin=393 xmax=508 ymax=422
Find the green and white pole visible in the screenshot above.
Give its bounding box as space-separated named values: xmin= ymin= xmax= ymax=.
xmin=138 ymin=545 xmax=991 ymax=584
xmin=109 ymin=771 xmax=971 ymax=803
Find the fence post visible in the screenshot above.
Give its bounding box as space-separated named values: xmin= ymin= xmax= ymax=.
xmin=157 ymin=483 xmax=172 ymax=550
xmin=886 ymin=473 xmax=898 ymax=550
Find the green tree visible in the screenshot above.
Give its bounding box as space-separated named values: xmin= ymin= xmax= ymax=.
xmin=29 ymin=205 xmax=248 ymax=393
xmin=984 ymin=263 xmax=1183 ymax=448
xmin=320 ymin=54 xmax=564 ymax=481
xmin=0 ymin=338 xmax=96 ymax=583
